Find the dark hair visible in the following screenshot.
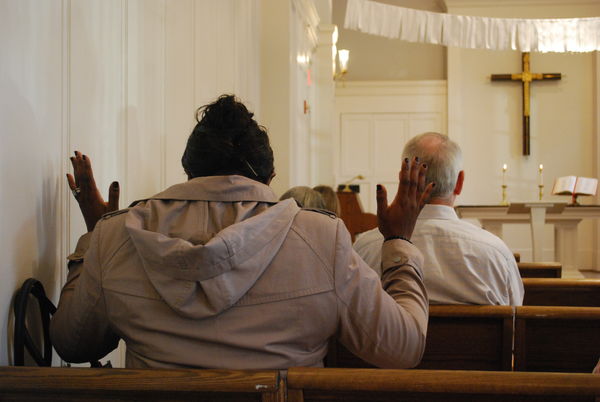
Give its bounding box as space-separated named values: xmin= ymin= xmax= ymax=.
xmin=181 ymin=94 xmax=274 ymax=184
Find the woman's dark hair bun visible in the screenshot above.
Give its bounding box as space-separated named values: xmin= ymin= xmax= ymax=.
xmin=181 ymin=94 xmax=274 ymax=184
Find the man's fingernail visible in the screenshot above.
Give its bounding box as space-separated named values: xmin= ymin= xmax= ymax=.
xmin=404 ymin=158 xmax=409 ymax=163
xmin=415 ymin=157 xmax=420 ymax=162
xmin=423 ymin=164 xmax=427 ymax=168
xmin=377 ymin=184 xmax=382 ymax=191
xmin=82 ymin=155 xmax=86 ymax=160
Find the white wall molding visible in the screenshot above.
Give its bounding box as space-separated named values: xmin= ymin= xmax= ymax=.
xmin=313 ymin=23 xmax=337 ymax=186
xmin=336 ymin=80 xmax=447 ymax=97
xmin=292 ymin=0 xmax=320 ymax=48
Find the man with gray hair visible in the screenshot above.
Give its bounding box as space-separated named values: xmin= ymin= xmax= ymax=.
xmin=354 ymin=132 xmax=524 ymax=305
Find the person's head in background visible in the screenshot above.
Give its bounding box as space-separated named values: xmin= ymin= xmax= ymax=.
xmin=313 ymin=185 xmax=341 ymax=215
xmin=181 ymin=94 xmax=275 ymax=185
xmin=402 ymin=132 xmax=464 ymax=207
xmin=280 ymin=186 xmax=326 ymax=209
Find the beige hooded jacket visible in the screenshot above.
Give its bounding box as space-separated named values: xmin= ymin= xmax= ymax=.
xmin=50 ymin=175 xmax=428 ymax=369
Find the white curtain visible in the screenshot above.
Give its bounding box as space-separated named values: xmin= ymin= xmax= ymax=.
xmin=344 ymin=0 xmax=600 ymax=53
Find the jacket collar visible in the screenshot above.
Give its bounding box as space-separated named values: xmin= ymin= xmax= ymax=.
xmin=418 ymin=204 xmax=459 ymax=221
xmin=132 ymin=175 xmax=279 ymax=204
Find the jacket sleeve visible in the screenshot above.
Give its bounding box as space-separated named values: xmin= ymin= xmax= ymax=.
xmin=334 ymin=220 xmax=429 ymax=368
xmin=50 ymin=222 xmax=120 ymax=363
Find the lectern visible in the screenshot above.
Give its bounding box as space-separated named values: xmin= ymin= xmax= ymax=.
xmin=336 ymin=188 xmax=377 ymax=242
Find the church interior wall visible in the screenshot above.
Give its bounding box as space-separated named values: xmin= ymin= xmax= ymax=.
xmin=446 ymin=0 xmax=600 ymax=269
xmin=0 ymin=0 xmax=262 ymax=366
xmin=332 ymin=0 xmax=448 ymax=81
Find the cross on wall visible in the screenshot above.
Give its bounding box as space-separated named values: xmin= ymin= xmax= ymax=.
xmin=491 ymin=52 xmax=562 ymax=156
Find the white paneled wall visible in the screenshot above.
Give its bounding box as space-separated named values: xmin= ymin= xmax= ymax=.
xmin=334 ymin=81 xmax=448 ymax=213
xmin=0 ymin=0 xmax=260 ymax=366
xmin=0 ymin=0 xmax=65 ymax=366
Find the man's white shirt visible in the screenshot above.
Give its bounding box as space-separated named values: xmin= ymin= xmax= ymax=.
xmin=354 ymin=204 xmax=524 ymax=305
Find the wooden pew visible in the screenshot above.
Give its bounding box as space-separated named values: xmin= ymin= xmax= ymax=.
xmin=287 ymin=367 xmax=600 ymax=402
xmin=523 ymin=278 xmax=600 ymax=307
xmin=0 ymin=366 xmax=284 ymax=401
xmin=326 ymin=305 xmax=514 ymax=371
xmin=518 ymin=262 xmax=562 ymax=278
xmin=514 ymin=306 xmax=600 ymax=373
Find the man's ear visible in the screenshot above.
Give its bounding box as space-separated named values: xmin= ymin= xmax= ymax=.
xmin=454 ymin=170 xmax=465 ymax=195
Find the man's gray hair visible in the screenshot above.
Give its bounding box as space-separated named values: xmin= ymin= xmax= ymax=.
xmin=402 ymin=132 xmax=462 ymax=200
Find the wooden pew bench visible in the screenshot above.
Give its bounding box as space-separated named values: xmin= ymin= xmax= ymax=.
xmin=287 ymin=367 xmax=600 ymax=402
xmin=0 ymin=366 xmax=284 ymax=402
xmin=514 ymin=306 xmax=600 ymax=373
xmin=518 ymin=262 xmax=562 ymax=278
xmin=523 ymin=278 xmax=600 ymax=307
xmin=326 ymin=305 xmax=514 ymax=371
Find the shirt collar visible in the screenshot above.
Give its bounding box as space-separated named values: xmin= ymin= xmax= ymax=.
xmin=418 ymin=204 xmax=459 ymax=221
xmin=133 ymin=175 xmax=279 ymax=204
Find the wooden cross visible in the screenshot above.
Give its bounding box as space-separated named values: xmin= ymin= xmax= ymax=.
xmin=491 ymin=52 xmax=561 ymax=156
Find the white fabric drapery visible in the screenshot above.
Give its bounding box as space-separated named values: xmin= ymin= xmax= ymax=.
xmin=344 ymin=0 xmax=600 ymax=53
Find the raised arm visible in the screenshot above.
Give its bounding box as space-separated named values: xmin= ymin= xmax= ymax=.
xmin=335 ymin=157 xmax=433 ymax=368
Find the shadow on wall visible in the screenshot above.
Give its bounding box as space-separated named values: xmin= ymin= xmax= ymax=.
xmin=0 ymin=77 xmax=62 ymax=366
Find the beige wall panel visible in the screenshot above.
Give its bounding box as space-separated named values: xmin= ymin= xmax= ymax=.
xmin=0 ymin=0 xmax=64 ymax=366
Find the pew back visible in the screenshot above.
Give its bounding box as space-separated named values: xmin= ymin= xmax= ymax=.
xmin=287 ymin=367 xmax=600 ymax=402
xmin=0 ymin=366 xmax=283 ymax=402
xmin=417 ymin=305 xmax=513 ymax=371
xmin=514 ymin=306 xmax=600 ymax=373
xmin=518 ymin=262 xmax=562 ymax=278
xmin=523 ymin=278 xmax=600 ymax=307
xmin=325 ymin=305 xmax=514 ymax=371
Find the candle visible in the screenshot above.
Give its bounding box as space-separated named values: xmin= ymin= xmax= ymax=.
xmin=539 ymin=164 xmax=543 ymax=185
xmin=502 ymin=164 xmax=507 ymax=186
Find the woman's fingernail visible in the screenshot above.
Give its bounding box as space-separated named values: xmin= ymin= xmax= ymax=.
xmin=423 ymin=164 xmax=427 ymax=168
xmin=404 ymin=158 xmax=409 ymax=163
xmin=415 ymin=157 xmax=420 ymax=162
xmin=432 ymin=183 xmax=436 ymax=187
xmin=82 ymin=155 xmax=86 ymax=160
xmin=112 ymin=182 xmax=119 ymax=189
xmin=377 ymin=184 xmax=382 ymax=191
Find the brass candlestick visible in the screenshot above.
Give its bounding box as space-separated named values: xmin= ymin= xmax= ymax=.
xmin=501 ymin=184 xmax=509 ymax=206
xmin=538 ymin=184 xmax=544 ymax=201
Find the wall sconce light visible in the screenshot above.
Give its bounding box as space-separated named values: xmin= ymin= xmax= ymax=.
xmin=334 ymin=48 xmax=350 ymax=80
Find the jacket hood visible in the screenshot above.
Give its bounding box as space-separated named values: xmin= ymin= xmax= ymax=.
xmin=124 ymin=176 xmax=301 ymax=319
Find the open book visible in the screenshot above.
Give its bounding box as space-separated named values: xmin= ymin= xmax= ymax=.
xmin=552 ymin=176 xmax=598 ymax=196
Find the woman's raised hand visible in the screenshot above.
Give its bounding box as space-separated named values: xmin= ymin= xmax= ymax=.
xmin=66 ymin=151 xmax=120 ymax=232
xmin=376 ymin=157 xmax=434 ymax=241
